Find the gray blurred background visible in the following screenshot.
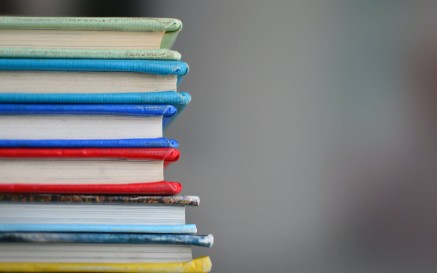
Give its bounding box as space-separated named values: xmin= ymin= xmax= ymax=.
xmin=2 ymin=1 xmax=437 ymax=272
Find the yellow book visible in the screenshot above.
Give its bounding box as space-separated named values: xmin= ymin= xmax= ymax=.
xmin=0 ymin=256 xmax=211 ymax=273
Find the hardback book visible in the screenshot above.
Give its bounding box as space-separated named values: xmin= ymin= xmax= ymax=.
xmin=0 ymin=138 xmax=179 ymax=148
xmin=0 ymin=194 xmax=199 ymax=234
xmin=0 ymin=194 xmax=198 ymax=228
xmin=0 ymin=233 xmax=212 ymax=263
xmin=0 ymin=104 xmax=176 ymax=141
xmin=0 ymin=16 xmax=183 ymax=60
xmin=0 ymin=58 xmax=188 ymax=93
xmin=0 ymin=91 xmax=192 ymax=116
xmin=0 ymin=148 xmax=181 ymax=194
xmin=0 ymin=256 xmax=212 ymax=273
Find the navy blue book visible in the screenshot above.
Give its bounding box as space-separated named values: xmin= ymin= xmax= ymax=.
xmin=0 ymin=104 xmax=178 ymax=148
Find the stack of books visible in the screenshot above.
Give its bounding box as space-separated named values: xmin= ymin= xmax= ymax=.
xmin=0 ymin=16 xmax=212 ymax=273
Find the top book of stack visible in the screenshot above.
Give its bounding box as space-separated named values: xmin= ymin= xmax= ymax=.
xmin=0 ymin=16 xmax=182 ymax=60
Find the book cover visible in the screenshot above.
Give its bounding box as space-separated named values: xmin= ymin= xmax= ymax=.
xmin=0 ymin=193 xmax=198 ymax=206
xmin=0 ymin=224 xmax=197 ymax=234
xmin=0 ymin=181 xmax=182 ymax=195
xmin=0 ymin=48 xmax=182 ymax=60
xmin=0 ymin=138 xmax=179 ymax=148
xmin=0 ymin=16 xmax=182 ymax=49
xmin=0 ymin=103 xmax=176 ymax=116
xmin=0 ymin=92 xmax=192 ymax=120
xmin=0 ymin=147 xmax=179 ymax=160
xmin=0 ymin=148 xmax=180 ymax=194
xmin=0 ymin=58 xmax=189 ymax=81
xmin=0 ymin=233 xmax=213 ymax=247
xmin=0 ymin=103 xmax=177 ymax=133
xmin=0 ymin=256 xmax=211 ymax=273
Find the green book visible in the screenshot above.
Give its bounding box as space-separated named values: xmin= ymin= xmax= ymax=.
xmin=0 ymin=16 xmax=182 ymax=60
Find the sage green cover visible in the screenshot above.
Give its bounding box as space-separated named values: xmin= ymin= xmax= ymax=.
xmin=0 ymin=16 xmax=183 ymax=60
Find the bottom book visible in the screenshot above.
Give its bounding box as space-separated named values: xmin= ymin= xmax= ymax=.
xmin=0 ymin=256 xmax=212 ymax=273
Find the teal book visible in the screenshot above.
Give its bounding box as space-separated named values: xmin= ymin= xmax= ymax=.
xmin=0 ymin=16 xmax=183 ymax=60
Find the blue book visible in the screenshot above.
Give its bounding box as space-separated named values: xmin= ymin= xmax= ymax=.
xmin=0 ymin=104 xmax=178 ymax=147
xmin=0 ymin=92 xmax=192 ymax=118
xmin=0 ymin=138 xmax=178 ymax=148
xmin=0 ymin=233 xmax=213 ymax=247
xmin=0 ymin=224 xmax=197 ymax=234
xmin=0 ymin=59 xmax=189 ymax=80
xmin=0 ymin=59 xmax=191 ymax=116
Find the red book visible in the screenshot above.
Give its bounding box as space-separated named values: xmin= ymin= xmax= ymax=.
xmin=0 ymin=148 xmax=181 ymax=195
